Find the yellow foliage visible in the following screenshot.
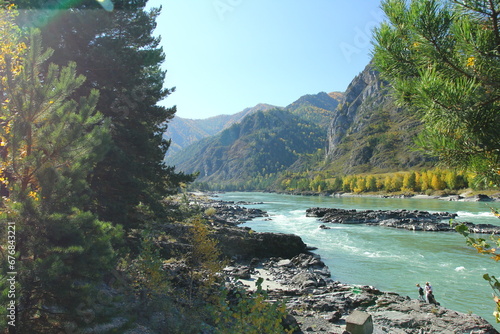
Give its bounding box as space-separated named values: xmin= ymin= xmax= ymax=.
xmin=188 ymin=217 xmax=225 ymax=302
xmin=27 ymin=191 xmax=39 ymax=201
xmin=0 ymin=3 xmax=26 ymax=79
xmin=466 ymin=56 xmax=475 ymax=67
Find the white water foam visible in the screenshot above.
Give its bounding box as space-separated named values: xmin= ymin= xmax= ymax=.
xmin=457 ymin=211 xmax=494 ymax=218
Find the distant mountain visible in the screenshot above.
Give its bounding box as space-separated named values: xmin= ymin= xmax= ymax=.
xmin=169 ymin=108 xmax=326 ymax=183
xmin=325 ymin=63 xmax=434 ymax=174
xmin=286 ymin=92 xmax=342 ymax=129
xmin=168 ymin=63 xmax=436 ymax=189
xmin=328 ymin=91 xmax=343 ymax=101
xmin=164 ymin=103 xmax=278 ymax=157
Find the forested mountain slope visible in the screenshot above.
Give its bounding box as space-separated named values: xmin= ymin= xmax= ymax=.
xmin=164 ymin=103 xmax=277 ymax=156
xmin=286 ymin=91 xmax=342 ymax=129
xmin=170 ymin=108 xmax=326 ymax=183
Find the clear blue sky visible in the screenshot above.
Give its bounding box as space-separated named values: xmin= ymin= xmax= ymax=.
xmin=146 ymin=0 xmax=384 ymax=119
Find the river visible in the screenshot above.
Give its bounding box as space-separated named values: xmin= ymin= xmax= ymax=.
xmin=215 ymin=191 xmax=500 ymax=329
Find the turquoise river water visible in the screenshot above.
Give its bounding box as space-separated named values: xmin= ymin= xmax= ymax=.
xmin=215 ymin=192 xmax=500 ymax=329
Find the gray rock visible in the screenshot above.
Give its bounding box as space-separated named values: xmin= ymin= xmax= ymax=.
xmin=346 ymin=310 xmax=373 ymax=334
xmin=306 ymin=207 xmax=500 ymax=234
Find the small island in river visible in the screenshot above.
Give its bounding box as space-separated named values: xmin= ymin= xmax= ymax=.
xmin=306 ymin=207 xmax=500 ymax=234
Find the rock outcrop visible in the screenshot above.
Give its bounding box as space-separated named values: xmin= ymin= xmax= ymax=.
xmin=306 ymin=207 xmax=500 ymax=234
xmin=208 ymin=202 xmax=268 ymax=225
xmin=214 ymin=227 xmax=308 ymax=260
xmin=325 ymin=63 xmax=434 ymax=174
xmin=226 ymin=254 xmax=498 ymax=334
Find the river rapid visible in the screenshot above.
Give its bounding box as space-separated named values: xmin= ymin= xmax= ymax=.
xmin=215 ymin=191 xmax=500 ymax=329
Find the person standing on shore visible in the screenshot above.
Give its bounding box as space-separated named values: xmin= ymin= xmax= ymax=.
xmin=416 ymin=284 xmax=425 ymax=302
xmin=425 ymin=282 xmax=433 ymax=303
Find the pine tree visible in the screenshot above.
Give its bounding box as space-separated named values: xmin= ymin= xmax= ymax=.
xmin=373 ymin=0 xmax=500 ymax=186
xmin=0 ymin=27 xmax=121 ymax=331
xmin=14 ymin=0 xmax=194 ymax=230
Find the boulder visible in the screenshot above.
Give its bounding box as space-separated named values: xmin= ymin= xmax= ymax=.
xmin=214 ymin=227 xmax=308 ymax=260
xmin=345 ymin=310 xmax=373 ymax=334
xmin=292 ymin=272 xmax=319 ymax=289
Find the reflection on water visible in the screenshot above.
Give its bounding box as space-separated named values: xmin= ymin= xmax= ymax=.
xmin=216 ymin=192 xmax=500 ymax=329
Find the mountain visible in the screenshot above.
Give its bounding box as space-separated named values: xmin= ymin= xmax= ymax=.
xmin=164 ymin=103 xmax=278 ymax=156
xmin=169 ymin=63 xmax=435 ymax=188
xmin=325 ymin=63 xmax=434 ymax=174
xmin=169 ymin=108 xmax=326 ymax=183
xmin=286 ymin=91 xmax=342 ymax=128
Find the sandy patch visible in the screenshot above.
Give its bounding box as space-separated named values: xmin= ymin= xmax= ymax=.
xmin=238 ymin=267 xmax=290 ymax=291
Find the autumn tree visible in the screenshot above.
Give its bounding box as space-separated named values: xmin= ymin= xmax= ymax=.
xmin=402 ymin=172 xmax=417 ymax=192
xmin=373 ymin=0 xmax=500 ymax=187
xmin=365 ymin=175 xmax=377 ymax=192
xmin=187 ymin=216 xmax=223 ymax=304
xmin=353 ymin=176 xmax=366 ymax=193
xmin=420 ymin=172 xmax=430 ymax=191
xmin=431 ymin=173 xmax=446 ymax=191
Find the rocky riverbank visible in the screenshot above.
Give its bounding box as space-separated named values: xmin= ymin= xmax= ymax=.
xmin=306 ymin=207 xmax=500 ymax=234
xmin=201 ymin=197 xmax=499 ymax=333
xmin=225 ymin=255 xmax=498 ymax=334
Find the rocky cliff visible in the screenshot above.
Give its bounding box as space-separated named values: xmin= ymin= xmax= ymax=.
xmin=325 ymin=63 xmax=434 ymax=174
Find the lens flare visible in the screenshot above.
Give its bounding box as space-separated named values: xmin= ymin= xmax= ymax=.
xmin=19 ymin=0 xmax=114 ymax=29
xmin=96 ymin=0 xmax=114 ymax=12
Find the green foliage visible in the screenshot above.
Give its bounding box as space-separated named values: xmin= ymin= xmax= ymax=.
xmin=212 ymin=278 xmax=294 ymax=334
xmin=126 ymin=236 xmax=170 ymax=299
xmin=456 ymin=223 xmax=500 ymax=322
xmin=0 ymin=28 xmax=122 ymax=332
xmin=14 ymin=0 xmax=195 ymax=230
xmin=402 ymin=172 xmax=417 ymax=192
xmin=204 ymin=206 xmax=217 ymax=216
xmin=373 ymin=0 xmax=500 ymax=187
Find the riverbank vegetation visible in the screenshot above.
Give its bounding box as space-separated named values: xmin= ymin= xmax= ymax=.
xmin=192 ymin=167 xmax=497 ymax=197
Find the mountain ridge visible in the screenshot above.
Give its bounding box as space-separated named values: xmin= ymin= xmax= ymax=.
xmin=167 ymin=63 xmax=436 ymax=190
xmin=325 ymin=63 xmax=434 ymax=174
xmin=169 ymin=107 xmax=327 ymax=183
xmin=164 ymin=103 xmax=279 ymax=157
